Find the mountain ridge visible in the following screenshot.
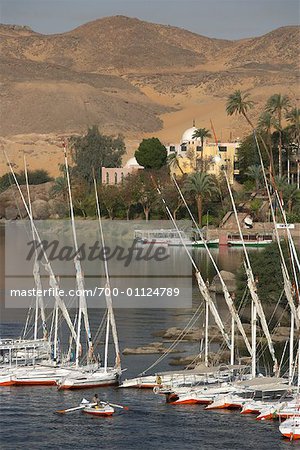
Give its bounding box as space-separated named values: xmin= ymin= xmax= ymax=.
xmin=0 ymin=16 xmax=299 ymax=175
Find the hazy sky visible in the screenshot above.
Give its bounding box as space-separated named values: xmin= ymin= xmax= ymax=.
xmin=0 ymin=0 xmax=299 ymax=39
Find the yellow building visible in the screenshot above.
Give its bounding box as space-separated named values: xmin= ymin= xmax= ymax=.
xmin=167 ymin=126 xmax=240 ymax=184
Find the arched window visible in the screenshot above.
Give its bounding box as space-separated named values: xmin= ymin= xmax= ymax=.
xmin=106 ymin=172 xmax=109 ymax=184
xmin=114 ymin=172 xmax=118 ymax=184
xmin=121 ymin=172 xmax=124 ymax=183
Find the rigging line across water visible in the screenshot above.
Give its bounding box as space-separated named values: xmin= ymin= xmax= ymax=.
xmin=155 ymin=175 xmax=232 ymax=352
xmin=171 ymin=173 xmax=250 ymax=355
xmin=139 ymin=176 xmax=232 ymax=374
xmin=3 ymin=150 xmax=78 ymax=341
xmin=253 ymin=131 xmax=299 ymax=329
xmin=139 ymin=302 xmax=205 ymax=376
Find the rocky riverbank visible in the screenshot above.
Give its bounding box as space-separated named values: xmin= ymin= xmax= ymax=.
xmin=0 ymin=182 xmax=66 ymax=220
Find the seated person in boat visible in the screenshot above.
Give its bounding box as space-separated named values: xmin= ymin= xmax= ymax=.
xmin=92 ymin=394 xmax=100 ymax=406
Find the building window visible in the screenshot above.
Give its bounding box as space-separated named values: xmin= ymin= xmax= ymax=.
xmin=196 ymin=146 xmax=202 ymax=152
xmin=218 ymin=146 xmax=227 ymax=152
xmin=121 ymin=172 xmax=124 ymax=183
xmin=106 ymin=172 xmax=109 ymax=184
xmin=169 ymin=145 xmax=176 ymax=152
xmin=181 ymin=145 xmax=187 ymax=152
xmin=114 ymin=172 xmax=118 ymax=184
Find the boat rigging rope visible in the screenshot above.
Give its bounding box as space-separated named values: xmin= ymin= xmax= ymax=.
xmin=139 ymin=301 xmax=205 ymax=376
xmin=153 ymin=176 xmax=232 ymax=350
xmin=3 ymin=150 xmax=78 ymax=341
xmin=172 ymin=174 xmax=251 ymax=354
xmin=253 ymin=132 xmax=300 ymax=330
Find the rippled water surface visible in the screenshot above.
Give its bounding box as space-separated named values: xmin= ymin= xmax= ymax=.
xmin=0 ymin=225 xmax=297 ymax=449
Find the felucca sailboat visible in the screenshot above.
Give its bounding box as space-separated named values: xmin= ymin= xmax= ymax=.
xmin=57 ymin=151 xmax=122 ymax=389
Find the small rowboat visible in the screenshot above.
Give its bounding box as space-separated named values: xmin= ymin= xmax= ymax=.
xmin=55 ymin=398 xmax=128 ymax=416
xmin=83 ymin=403 xmax=114 ymax=417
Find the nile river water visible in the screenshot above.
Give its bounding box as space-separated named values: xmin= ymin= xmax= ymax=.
xmin=0 ymin=225 xmax=295 ymax=449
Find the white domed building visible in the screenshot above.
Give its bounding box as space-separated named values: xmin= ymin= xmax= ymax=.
xmin=102 ymin=156 xmax=143 ymax=185
xmin=166 ymin=122 xmax=240 ymax=184
xmin=181 ymin=126 xmax=201 ymax=144
xmin=124 ymin=157 xmax=143 ymax=170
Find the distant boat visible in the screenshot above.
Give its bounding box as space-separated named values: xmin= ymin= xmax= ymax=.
xmin=227 ymin=232 xmax=273 ymax=247
xmin=134 ymin=229 xmax=219 ymax=247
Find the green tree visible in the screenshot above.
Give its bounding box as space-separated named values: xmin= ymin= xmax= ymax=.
xmin=0 ymin=173 xmax=14 ymax=193
xmin=18 ymin=169 xmax=53 ymax=185
xmin=236 ymin=133 xmax=270 ymax=182
xmin=236 ymin=242 xmax=299 ymax=308
xmin=70 ymin=126 xmax=126 ymax=186
xmin=286 ymin=107 xmax=300 ymax=148
xmin=135 ymin=170 xmax=159 ymax=221
xmin=249 ymin=198 xmax=263 ymax=221
xmin=245 ymin=165 xmax=263 ymax=191
xmin=265 ymin=94 xmax=291 ymax=178
xmin=192 ymin=128 xmax=211 ymax=148
xmin=226 ymin=90 xmax=255 ymax=129
xmin=161 ymin=180 xmax=184 ymax=220
xmin=192 ymin=128 xmax=212 ymax=170
xmin=0 ymin=170 xmax=53 ymax=193
xmin=282 ymin=183 xmax=300 ymax=214
xmin=167 ymin=152 xmax=184 ymax=175
xmin=226 ymin=90 xmax=274 ymax=175
xmin=184 ymin=172 xmax=218 ymax=225
xmin=98 ymin=184 xmax=120 ymax=219
xmin=135 ymin=138 xmax=167 ymax=169
xmin=118 ymin=172 xmax=142 ymax=220
xmin=257 ymin=111 xmax=276 ymax=174
xmin=51 ymin=176 xmax=68 ymax=201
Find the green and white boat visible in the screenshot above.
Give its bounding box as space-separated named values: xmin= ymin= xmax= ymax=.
xmin=227 ymin=233 xmax=273 ymax=247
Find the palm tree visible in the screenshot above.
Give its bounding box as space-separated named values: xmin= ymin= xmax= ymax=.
xmin=184 ymin=172 xmax=218 ymax=225
xmin=283 ymin=183 xmax=300 ymax=214
xmin=192 ymin=128 xmax=211 ymax=147
xmin=192 ymin=128 xmax=212 ymax=170
xmin=245 ymin=165 xmax=263 ymax=191
xmin=226 ymin=90 xmax=255 ymax=128
xmin=51 ymin=176 xmax=68 ymax=201
xmin=226 ymin=90 xmax=273 ymax=174
xmin=257 ymin=111 xmax=277 ymax=176
xmin=265 ymin=94 xmax=291 ymax=178
xmin=167 ymin=152 xmax=184 ymax=175
xmin=286 ymin=107 xmax=300 ymax=148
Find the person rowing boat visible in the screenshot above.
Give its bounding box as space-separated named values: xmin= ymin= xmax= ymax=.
xmin=56 ymin=398 xmax=129 ymax=416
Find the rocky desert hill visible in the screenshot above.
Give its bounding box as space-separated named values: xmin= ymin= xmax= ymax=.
xmin=0 ymin=16 xmax=299 ymax=176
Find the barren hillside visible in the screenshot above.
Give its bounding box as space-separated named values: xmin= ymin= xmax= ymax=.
xmin=0 ymin=16 xmax=299 ymax=176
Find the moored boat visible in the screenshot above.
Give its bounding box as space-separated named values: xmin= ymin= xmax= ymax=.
xmin=0 ymin=373 xmax=16 ymax=387
xmin=227 ymin=233 xmax=273 ymax=247
xmin=279 ymin=417 xmax=300 ymax=440
xmin=57 ymin=367 xmax=121 ymax=390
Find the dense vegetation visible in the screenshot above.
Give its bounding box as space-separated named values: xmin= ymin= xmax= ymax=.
xmin=236 ymin=242 xmax=300 ymax=307
xmin=0 ymin=169 xmax=53 ymax=193
xmin=1 ymin=92 xmax=299 ymax=224
xmin=135 ymin=138 xmax=167 ymax=169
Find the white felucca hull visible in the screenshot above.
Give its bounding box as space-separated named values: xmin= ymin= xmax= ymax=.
xmin=58 ymin=367 xmax=121 ymax=390
xmin=0 ymin=373 xmax=16 ymax=386
xmin=279 ymin=417 xmax=300 ymax=440
xmin=205 ymin=393 xmax=246 ymax=410
xmin=159 ymin=384 xmax=237 ymax=405
xmin=12 ymin=367 xmax=72 ymax=386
